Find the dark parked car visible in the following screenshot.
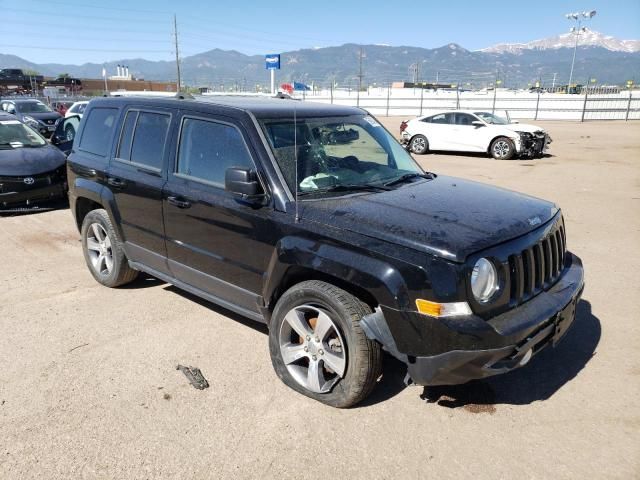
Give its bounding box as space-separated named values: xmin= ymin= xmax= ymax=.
xmin=67 ymin=96 xmax=584 ymax=407
xmin=0 ymin=99 xmax=62 ymax=137
xmin=0 ymin=114 xmax=67 ymax=212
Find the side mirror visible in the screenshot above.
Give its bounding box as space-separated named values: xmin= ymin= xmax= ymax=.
xmin=471 ymin=121 xmax=485 ymax=127
xmin=7 ymin=105 xmax=16 ymax=114
xmin=225 ymin=167 xmax=265 ymax=202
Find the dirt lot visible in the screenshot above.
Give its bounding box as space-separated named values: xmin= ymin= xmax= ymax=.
xmin=1 ymin=119 xmax=639 ymax=479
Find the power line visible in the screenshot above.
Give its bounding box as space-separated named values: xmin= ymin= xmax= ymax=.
xmin=0 ymin=44 xmax=170 ymax=53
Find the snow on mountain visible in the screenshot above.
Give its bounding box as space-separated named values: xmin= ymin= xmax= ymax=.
xmin=480 ymin=31 xmax=640 ymax=54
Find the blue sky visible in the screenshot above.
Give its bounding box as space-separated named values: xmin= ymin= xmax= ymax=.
xmin=2 ymin=0 xmax=639 ymax=64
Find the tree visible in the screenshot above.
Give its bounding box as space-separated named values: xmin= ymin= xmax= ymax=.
xmin=23 ymin=69 xmax=41 ymax=76
xmin=58 ymin=73 xmax=71 ymax=78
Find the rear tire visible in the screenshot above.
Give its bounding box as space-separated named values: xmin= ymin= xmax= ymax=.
xmin=409 ymin=134 xmax=429 ymax=155
xmin=490 ymin=137 xmax=516 ymax=160
xmin=81 ymin=209 xmax=138 ymax=287
xmin=269 ymin=280 xmax=382 ymax=408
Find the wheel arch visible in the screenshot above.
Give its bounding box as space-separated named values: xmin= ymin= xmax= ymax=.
xmin=261 ymin=237 xmax=410 ymax=325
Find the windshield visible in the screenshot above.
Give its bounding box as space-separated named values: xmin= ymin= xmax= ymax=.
xmin=0 ymin=120 xmax=47 ymax=148
xmin=260 ymin=114 xmax=424 ymax=196
xmin=474 ymin=112 xmax=509 ymax=125
xmin=17 ymin=101 xmax=52 ymax=114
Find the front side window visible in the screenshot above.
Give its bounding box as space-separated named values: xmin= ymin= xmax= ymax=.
xmin=455 ymin=113 xmax=477 ymax=125
xmin=176 ymin=117 xmax=253 ymax=185
xmin=79 ymin=107 xmax=118 ymax=156
xmin=260 ymin=114 xmax=423 ymax=195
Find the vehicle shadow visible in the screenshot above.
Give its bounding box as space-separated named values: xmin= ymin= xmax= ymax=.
xmin=119 ymin=272 xmax=167 ymax=290
xmin=426 ymin=150 xmax=552 ymax=161
xmin=419 ymin=299 xmax=600 ymax=410
xmin=163 ymin=284 xmax=269 ymax=335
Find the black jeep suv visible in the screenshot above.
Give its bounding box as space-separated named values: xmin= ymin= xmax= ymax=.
xmin=67 ymin=96 xmax=584 ymax=407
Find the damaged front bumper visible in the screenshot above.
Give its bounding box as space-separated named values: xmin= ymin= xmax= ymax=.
xmin=361 ymin=253 xmax=584 ymax=386
xmin=516 ymin=131 xmax=551 ymax=158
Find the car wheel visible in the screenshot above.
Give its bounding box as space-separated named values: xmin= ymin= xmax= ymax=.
xmin=81 ymin=209 xmax=138 ymax=287
xmin=64 ymin=124 xmax=75 ymax=141
xmin=490 ymin=137 xmax=515 ymax=160
xmin=409 ymin=134 xmax=429 ymax=154
xmin=269 ymin=280 xmax=382 ymax=408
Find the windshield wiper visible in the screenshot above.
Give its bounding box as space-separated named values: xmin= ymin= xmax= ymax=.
xmin=298 ymin=183 xmax=391 ymax=196
xmin=383 ymin=172 xmax=435 ymax=187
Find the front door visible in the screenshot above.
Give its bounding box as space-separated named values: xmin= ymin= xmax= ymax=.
xmin=162 ymin=113 xmax=273 ymax=316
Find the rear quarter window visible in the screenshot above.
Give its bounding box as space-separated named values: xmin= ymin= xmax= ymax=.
xmin=79 ymin=107 xmax=118 ymax=157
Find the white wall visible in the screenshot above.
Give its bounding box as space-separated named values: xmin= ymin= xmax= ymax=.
xmin=301 ymin=88 xmax=640 ymax=120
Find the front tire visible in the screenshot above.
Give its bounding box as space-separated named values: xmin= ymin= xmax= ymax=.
xmin=81 ymin=209 xmax=138 ymax=287
xmin=269 ymin=280 xmax=382 ymax=408
xmin=490 ymin=137 xmax=516 ymax=160
xmin=409 ymin=134 xmax=429 ymax=155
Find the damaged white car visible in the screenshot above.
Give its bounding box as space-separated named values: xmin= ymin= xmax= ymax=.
xmin=400 ymin=110 xmax=551 ymax=160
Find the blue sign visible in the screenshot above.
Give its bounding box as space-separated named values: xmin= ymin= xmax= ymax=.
xmin=265 ymin=54 xmax=280 ymax=70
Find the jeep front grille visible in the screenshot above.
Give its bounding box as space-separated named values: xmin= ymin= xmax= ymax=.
xmin=508 ymin=223 xmax=566 ymax=305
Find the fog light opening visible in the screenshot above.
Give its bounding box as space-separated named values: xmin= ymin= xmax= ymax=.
xmin=519 ymin=348 xmax=533 ymax=366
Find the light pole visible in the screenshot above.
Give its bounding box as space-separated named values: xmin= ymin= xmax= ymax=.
xmin=565 ymin=10 xmax=596 ymax=89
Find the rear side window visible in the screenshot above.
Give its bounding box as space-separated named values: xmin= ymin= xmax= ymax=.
xmin=116 ymin=110 xmax=170 ymax=170
xmin=176 ymin=118 xmax=253 ymax=185
xmin=79 ymin=107 xmax=118 ymax=156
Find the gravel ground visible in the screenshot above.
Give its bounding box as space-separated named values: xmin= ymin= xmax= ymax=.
xmin=0 ymin=119 xmax=639 ymax=479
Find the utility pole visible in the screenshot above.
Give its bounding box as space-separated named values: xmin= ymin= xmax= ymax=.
xmin=356 ymin=47 xmax=364 ymax=107
xmin=173 ymin=14 xmax=182 ymax=92
xmin=552 ymin=72 xmax=557 ymax=88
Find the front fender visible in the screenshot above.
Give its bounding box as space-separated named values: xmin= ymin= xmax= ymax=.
xmin=262 ymin=235 xmax=411 ymax=312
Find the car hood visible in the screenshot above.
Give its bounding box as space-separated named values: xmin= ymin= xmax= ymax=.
xmin=298 ymin=175 xmax=558 ymax=263
xmin=20 ymin=111 xmax=61 ymax=122
xmin=505 ymin=123 xmax=545 ymax=133
xmin=0 ymin=144 xmax=66 ymax=176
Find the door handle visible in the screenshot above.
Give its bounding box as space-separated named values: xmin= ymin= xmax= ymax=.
xmin=107 ymin=177 xmax=126 ymax=188
xmin=167 ymin=196 xmax=192 ymax=209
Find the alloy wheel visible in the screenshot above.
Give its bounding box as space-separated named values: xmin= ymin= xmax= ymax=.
xmin=278 ymin=305 xmax=347 ymax=394
xmin=412 ymin=137 xmax=426 ymax=153
xmin=85 ymin=223 xmax=114 ymax=276
xmin=493 ymin=140 xmax=511 ymax=159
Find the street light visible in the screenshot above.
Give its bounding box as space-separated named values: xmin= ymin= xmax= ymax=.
xmin=565 ymin=10 xmax=596 ymax=89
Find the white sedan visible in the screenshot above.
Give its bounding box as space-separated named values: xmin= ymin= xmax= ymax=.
xmin=400 ymin=110 xmax=551 ymax=159
xmin=65 ymin=101 xmax=89 ymax=118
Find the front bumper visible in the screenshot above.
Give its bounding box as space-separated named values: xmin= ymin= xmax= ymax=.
xmin=0 ymin=182 xmax=67 ymax=212
xmin=516 ymin=132 xmax=551 ymax=158
xmin=361 ymin=252 xmax=584 ymax=386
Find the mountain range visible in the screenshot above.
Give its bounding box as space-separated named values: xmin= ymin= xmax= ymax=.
xmin=1 ymin=31 xmax=638 ymax=88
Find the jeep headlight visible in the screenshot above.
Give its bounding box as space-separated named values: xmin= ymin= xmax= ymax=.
xmin=471 ymin=258 xmax=499 ymax=303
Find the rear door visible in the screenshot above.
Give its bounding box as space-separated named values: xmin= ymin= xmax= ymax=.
xmin=162 ymin=111 xmax=274 ymax=317
xmin=107 ymin=106 xmax=174 ymax=274
xmin=421 ymin=112 xmax=455 ymax=150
